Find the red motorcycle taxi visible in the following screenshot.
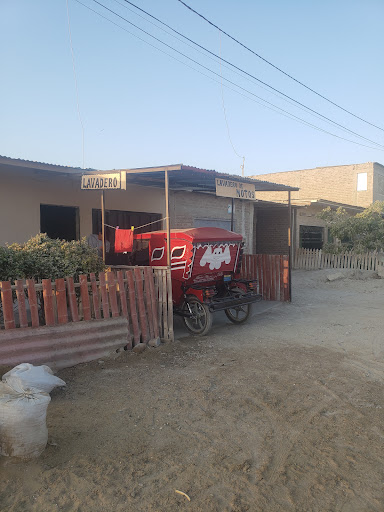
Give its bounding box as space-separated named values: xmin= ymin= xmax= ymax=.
xmin=133 ymin=227 xmax=262 ymax=335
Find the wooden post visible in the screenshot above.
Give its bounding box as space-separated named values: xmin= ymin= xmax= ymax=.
xmin=126 ymin=270 xmax=140 ymax=346
xmin=56 ymin=278 xmax=68 ymax=324
xmin=99 ymin=272 xmax=110 ymax=319
xmin=79 ymin=275 xmax=91 ymax=321
xmin=101 ymin=190 xmax=106 ymax=263
xmin=42 ymin=279 xmax=55 ymax=326
xmin=288 ymin=190 xmax=292 ymax=302
xmin=107 ymin=271 xmax=119 ymax=318
xmin=165 ymin=169 xmax=171 ymax=268
xmin=15 ymin=280 xmax=28 ymax=328
xmin=134 ymin=267 xmax=149 ymax=343
xmin=1 ymin=281 xmax=16 ymax=329
xmin=27 ymin=279 xmax=40 ymax=327
xmin=66 ymin=277 xmax=79 ymax=322
xmin=90 ymin=272 xmax=101 ymax=319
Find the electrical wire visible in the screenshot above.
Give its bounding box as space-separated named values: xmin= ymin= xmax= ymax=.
xmin=66 ymin=0 xmax=85 ymax=168
xmin=73 ymin=0 xmax=384 ymax=152
xmin=177 ymin=0 xmax=384 ymax=133
xmin=219 ymin=33 xmax=244 ymax=161
xmin=113 ymin=0 xmax=384 ymax=149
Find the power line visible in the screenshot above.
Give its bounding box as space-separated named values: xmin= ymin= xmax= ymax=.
xmin=113 ymin=0 xmax=384 ymax=149
xmin=177 ymin=0 xmax=384 ymax=134
xmin=66 ymin=0 xmax=85 ymax=168
xmin=73 ymin=0 xmax=384 ymax=152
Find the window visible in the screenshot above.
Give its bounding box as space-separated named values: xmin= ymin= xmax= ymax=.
xmin=40 ymin=204 xmax=79 ymax=241
xmin=357 ymin=172 xmax=367 ymax=191
xmin=300 ymin=225 xmax=324 ymax=250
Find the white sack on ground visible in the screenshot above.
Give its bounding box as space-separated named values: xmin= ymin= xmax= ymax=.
xmin=0 ymin=382 xmax=51 ymax=458
xmin=2 ymin=363 xmax=66 ymax=393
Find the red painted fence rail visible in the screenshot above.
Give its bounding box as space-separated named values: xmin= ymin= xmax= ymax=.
xmin=240 ymin=254 xmax=290 ymax=302
xmin=0 ymin=268 xmax=173 ymax=343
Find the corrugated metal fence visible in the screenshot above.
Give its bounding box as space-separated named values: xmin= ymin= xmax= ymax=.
xmin=240 ymin=254 xmax=290 ymax=301
xmin=294 ymin=248 xmax=383 ymax=271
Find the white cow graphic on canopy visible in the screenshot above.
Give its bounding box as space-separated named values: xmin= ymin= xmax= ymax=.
xmin=200 ymin=245 xmax=231 ymax=270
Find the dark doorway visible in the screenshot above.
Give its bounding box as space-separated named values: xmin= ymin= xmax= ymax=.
xmin=92 ymin=209 xmax=162 ymax=265
xmin=40 ymin=204 xmax=79 ymax=241
xmin=300 ymin=225 xmax=324 ymax=249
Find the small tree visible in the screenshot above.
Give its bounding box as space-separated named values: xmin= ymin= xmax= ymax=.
xmin=318 ymin=201 xmax=384 ymax=253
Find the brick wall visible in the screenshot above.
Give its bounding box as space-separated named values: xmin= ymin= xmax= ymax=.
xmin=255 ymin=208 xmax=289 ymax=254
xmin=253 ymin=162 xmax=375 ymax=208
xmin=373 ymin=162 xmax=384 ymax=203
xmin=170 ymin=191 xmax=254 ymax=253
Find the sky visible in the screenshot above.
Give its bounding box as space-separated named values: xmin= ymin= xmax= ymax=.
xmin=1 ymin=0 xmax=384 ymax=176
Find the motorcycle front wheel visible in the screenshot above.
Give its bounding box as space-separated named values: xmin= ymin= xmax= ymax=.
xmin=182 ymin=296 xmax=213 ymax=336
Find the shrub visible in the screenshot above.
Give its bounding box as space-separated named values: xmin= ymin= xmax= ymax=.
xmin=318 ymin=201 xmax=384 ymax=253
xmin=0 ymin=234 xmax=105 ymax=282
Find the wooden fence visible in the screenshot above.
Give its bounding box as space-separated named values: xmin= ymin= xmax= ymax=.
xmin=294 ymin=248 xmax=383 ymax=271
xmin=0 ymin=267 xmax=173 ymax=344
xmin=240 ymin=254 xmax=290 ymax=301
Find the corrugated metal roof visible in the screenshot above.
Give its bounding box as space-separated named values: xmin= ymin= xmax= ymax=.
xmin=0 ymin=155 xmax=94 ymax=174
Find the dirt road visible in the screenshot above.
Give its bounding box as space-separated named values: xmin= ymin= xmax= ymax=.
xmin=1 ymin=270 xmax=383 ymax=511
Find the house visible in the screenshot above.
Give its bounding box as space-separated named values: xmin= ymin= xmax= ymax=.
xmin=0 ymin=156 xmax=297 ymax=263
xmin=250 ymin=162 xmax=384 ymax=251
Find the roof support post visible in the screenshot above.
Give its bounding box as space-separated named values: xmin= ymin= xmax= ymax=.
xmin=288 ymin=190 xmax=292 ymax=302
xmin=101 ymin=190 xmax=106 ymax=263
xmin=165 ymin=169 xmax=171 ymax=268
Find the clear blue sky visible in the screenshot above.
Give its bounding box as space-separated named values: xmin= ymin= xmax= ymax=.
xmin=1 ymin=0 xmax=384 ymax=175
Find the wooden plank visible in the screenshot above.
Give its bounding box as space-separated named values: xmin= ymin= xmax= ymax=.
xmin=162 ymin=269 xmax=168 ymax=340
xmin=270 ymin=255 xmax=276 ymax=301
xmin=166 ymin=268 xmax=174 ymax=342
xmin=279 ymin=255 xmax=284 ymax=301
xmin=15 ymin=279 xmax=28 ymax=328
xmin=99 ymin=272 xmax=110 ymax=319
xmin=146 ymin=267 xmax=160 ymax=339
xmin=42 ymin=279 xmax=55 ymax=326
xmin=252 ymin=255 xmax=257 ymax=285
xmin=1 ymin=281 xmax=16 ymax=329
xmin=117 ymin=271 xmax=128 ymax=318
xmin=282 ymin=256 xmax=289 ymax=301
xmin=143 ymin=267 xmax=155 ymax=339
xmin=55 ymin=278 xmax=68 ymax=324
xmin=117 ymin=270 xmax=131 ymax=349
xmin=127 ymin=270 xmax=140 ymax=346
xmin=66 ymin=277 xmax=79 ymax=322
xmin=154 ymin=269 xmax=162 ymax=340
xmin=257 ymin=254 xmax=262 ymax=296
xmin=26 ymin=279 xmax=39 ymax=327
xmin=79 ymin=275 xmax=91 ymax=321
xmin=134 ymin=267 xmax=149 ymax=343
xmin=107 ymin=272 xmax=119 ymax=318
xmin=90 ymin=272 xmax=101 ymax=319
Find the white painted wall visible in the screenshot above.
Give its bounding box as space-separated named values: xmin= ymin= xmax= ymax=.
xmin=0 ymin=168 xmax=165 ymax=245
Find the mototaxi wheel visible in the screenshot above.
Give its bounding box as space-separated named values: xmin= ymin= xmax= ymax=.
xmin=224 ymin=287 xmax=251 ymax=324
xmin=182 ymin=295 xmax=213 ymax=336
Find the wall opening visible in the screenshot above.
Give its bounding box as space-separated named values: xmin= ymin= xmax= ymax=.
xmin=40 ymin=204 xmax=79 ymax=241
xmin=92 ymin=209 xmax=162 ymax=265
xmin=299 ymin=225 xmax=324 ymax=249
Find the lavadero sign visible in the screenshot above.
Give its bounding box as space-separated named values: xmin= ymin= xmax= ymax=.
xmin=215 ymin=178 xmax=255 ymax=200
xmin=81 ymin=172 xmax=126 ymax=190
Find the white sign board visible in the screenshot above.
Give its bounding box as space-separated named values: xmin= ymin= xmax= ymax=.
xmin=81 ymin=172 xmax=126 ymax=190
xmin=215 ymin=178 xmax=255 ymax=200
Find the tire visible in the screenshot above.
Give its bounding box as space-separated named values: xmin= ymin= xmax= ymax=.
xmin=224 ymin=287 xmax=251 ymax=324
xmin=182 ymin=296 xmax=213 ymax=336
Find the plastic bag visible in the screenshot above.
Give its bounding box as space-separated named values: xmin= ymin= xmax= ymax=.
xmin=0 ymin=382 xmax=51 ymax=458
xmin=2 ymin=363 xmax=66 ymax=394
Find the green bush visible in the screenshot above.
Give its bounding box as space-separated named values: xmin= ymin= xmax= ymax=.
xmin=0 ymin=234 xmax=105 ymax=282
xmin=318 ymin=202 xmax=384 ymax=253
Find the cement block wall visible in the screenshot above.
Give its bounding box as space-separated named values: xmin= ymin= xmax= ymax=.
xmin=253 ymin=162 xmax=376 ymax=208
xmin=170 ymin=190 xmax=254 ymax=253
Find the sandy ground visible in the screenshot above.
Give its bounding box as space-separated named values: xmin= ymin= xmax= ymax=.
xmin=1 ymin=269 xmax=384 ymax=512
